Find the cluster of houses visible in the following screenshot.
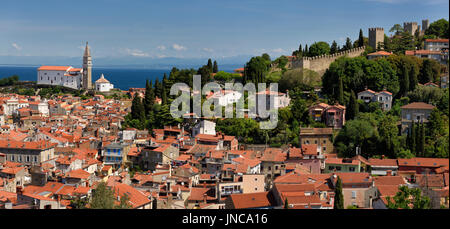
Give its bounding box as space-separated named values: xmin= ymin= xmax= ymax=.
xmin=0 ymin=88 xmax=447 ymax=209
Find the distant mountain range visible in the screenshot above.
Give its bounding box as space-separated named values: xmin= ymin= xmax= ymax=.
xmin=0 ymin=55 xmax=253 ymax=70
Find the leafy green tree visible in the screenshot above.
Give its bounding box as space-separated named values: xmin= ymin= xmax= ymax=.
xmin=389 ymin=24 xmax=404 ymax=35
xmin=425 ymin=18 xmax=449 ymax=39
xmin=420 ymin=59 xmax=441 ymax=84
xmin=114 ymin=193 xmax=132 ymax=209
xmin=244 ymin=55 xmax=271 ymax=85
xmin=262 ymin=53 xmax=271 ymax=62
xmin=278 ymin=69 xmax=320 ymax=92
xmin=334 ymin=118 xmax=377 ymax=158
xmin=308 ymin=41 xmax=330 ymax=56
xmin=390 ymin=31 xmax=415 ymax=54
xmin=274 ymin=55 xmax=289 ymax=71
xmin=387 ymin=186 xmax=431 ymax=209
xmin=90 ymin=182 xmax=115 ymax=209
xmin=70 ymin=196 xmax=89 ymax=209
xmin=334 ymin=177 xmax=344 ymax=209
xmin=406 ymin=85 xmax=444 ymax=105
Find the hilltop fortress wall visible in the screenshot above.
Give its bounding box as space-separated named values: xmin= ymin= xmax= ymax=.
xmin=291 ymin=46 xmax=366 ymax=75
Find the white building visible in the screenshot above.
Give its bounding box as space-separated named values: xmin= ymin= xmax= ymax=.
xmin=2 ymin=97 xmax=29 ymax=116
xmin=37 ymin=66 xmax=83 ymax=90
xmin=29 ymin=100 xmax=49 ymax=117
xmin=357 ymin=88 xmax=393 ymax=111
xmin=255 ymin=89 xmax=290 ymax=117
xmin=192 ymin=120 xmax=216 ymax=137
xmin=95 ymin=74 xmax=114 ymax=92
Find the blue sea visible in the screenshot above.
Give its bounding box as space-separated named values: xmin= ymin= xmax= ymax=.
xmin=0 ymin=65 xmax=172 ymax=90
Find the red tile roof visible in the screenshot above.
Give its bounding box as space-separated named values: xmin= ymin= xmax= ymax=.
xmin=400 ymin=102 xmax=435 ymax=110
xmin=425 ymin=39 xmax=449 ymax=43
xmin=229 ymin=192 xmax=273 ymax=209
xmin=38 ymin=66 xmax=72 ymax=71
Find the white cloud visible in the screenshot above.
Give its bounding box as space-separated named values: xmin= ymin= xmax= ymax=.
xmin=125 ymin=48 xmax=149 ymax=57
xmin=202 ymin=48 xmax=214 ymax=52
xmin=12 ymin=43 xmax=22 ymax=51
xmin=172 ymin=44 xmax=187 ymax=51
xmin=271 ymin=48 xmax=285 ymax=53
xmin=157 ymin=45 xmax=166 ymax=51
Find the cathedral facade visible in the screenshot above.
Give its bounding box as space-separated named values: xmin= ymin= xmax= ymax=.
xmin=37 ymin=42 xmax=92 ymax=90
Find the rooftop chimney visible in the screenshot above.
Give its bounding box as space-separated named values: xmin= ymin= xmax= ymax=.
xmin=386 ymin=170 xmax=392 ymax=176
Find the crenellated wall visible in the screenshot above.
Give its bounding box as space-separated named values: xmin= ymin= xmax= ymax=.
xmin=291 ymin=46 xmax=366 ymax=75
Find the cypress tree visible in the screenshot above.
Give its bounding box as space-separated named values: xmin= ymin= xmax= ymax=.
xmin=154 ymin=78 xmax=162 ymax=99
xmin=358 ymin=29 xmax=364 ymax=47
xmin=418 ymin=122 xmax=425 ymax=156
xmin=347 ymin=90 xmax=358 ymax=120
xmin=207 ymin=58 xmax=213 ymax=72
xmin=298 ymin=44 xmax=303 ymax=57
xmin=410 ymin=121 xmax=416 ymax=155
xmin=402 ymin=65 xmax=410 ymax=96
xmin=338 ymin=77 xmax=344 ymax=105
xmin=330 ymin=40 xmax=338 ymax=54
xmin=304 ymin=44 xmax=309 ymax=57
xmin=213 ymin=60 xmax=218 ymax=73
xmin=334 ymin=177 xmax=344 ymax=209
xmin=161 ymin=87 xmax=168 ymax=105
xmin=284 ymin=198 xmax=289 ymax=209
xmin=131 ymin=95 xmax=145 ymax=121
xmin=144 ymin=80 xmax=153 ymax=115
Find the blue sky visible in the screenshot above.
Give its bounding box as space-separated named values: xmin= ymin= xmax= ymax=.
xmin=1 ymin=0 xmax=448 ymax=60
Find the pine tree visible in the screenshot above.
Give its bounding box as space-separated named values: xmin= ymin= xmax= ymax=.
xmin=330 ymin=40 xmax=338 ymax=54
xmin=358 ymin=29 xmax=364 ymax=47
xmin=344 ymin=37 xmax=353 ymax=50
xmin=334 ymin=177 xmax=344 ymax=209
xmin=213 ymin=60 xmax=218 ymax=73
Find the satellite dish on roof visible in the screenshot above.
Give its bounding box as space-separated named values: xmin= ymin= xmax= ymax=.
xmin=162 ymin=176 xmax=167 ymax=181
